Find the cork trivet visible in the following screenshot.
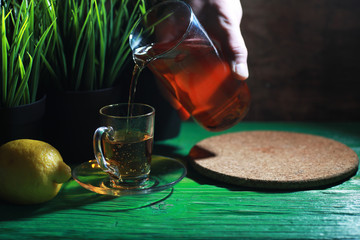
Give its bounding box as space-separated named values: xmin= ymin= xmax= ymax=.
xmin=189 ymin=131 xmax=359 ymax=190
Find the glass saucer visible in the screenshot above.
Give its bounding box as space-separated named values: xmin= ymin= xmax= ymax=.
xmin=72 ymin=155 xmax=187 ymax=196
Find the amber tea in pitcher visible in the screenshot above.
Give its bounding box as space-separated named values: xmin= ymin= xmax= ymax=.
xmin=130 ymin=1 xmax=250 ymax=131
xmin=133 ymin=39 xmax=250 ymax=131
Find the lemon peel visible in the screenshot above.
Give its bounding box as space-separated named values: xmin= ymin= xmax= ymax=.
xmin=0 ymin=139 xmax=71 ymax=205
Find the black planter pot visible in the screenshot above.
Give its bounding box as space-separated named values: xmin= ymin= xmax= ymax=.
xmin=44 ymin=87 xmax=124 ymax=164
xmin=0 ymin=95 xmax=46 ymax=146
xmin=44 ymin=70 xmax=182 ymax=164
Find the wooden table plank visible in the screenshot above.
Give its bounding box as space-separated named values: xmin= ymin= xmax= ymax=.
xmin=1 ymin=122 xmax=359 ymax=239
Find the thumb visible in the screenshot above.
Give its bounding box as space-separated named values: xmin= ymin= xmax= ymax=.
xmin=227 ymin=31 xmax=249 ymax=81
xmin=215 ymin=0 xmax=249 ymax=80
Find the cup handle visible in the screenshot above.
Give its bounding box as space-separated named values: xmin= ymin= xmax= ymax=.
xmin=93 ymin=126 xmax=119 ymax=178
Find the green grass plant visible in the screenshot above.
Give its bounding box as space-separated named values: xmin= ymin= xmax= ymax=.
xmin=0 ymin=0 xmax=53 ymax=107
xmin=45 ymin=0 xmax=146 ymax=91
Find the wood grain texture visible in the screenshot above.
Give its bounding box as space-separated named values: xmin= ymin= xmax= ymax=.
xmin=0 ymin=122 xmax=360 ymax=239
xmin=241 ymin=0 xmax=360 ymax=120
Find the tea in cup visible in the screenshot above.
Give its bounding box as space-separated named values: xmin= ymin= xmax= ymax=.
xmin=93 ymin=103 xmax=155 ymax=188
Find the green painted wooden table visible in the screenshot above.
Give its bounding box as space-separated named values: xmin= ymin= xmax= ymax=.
xmin=1 ymin=122 xmax=360 ymax=239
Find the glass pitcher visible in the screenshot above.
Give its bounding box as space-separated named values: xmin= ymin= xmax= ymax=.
xmin=129 ymin=1 xmax=250 ymax=131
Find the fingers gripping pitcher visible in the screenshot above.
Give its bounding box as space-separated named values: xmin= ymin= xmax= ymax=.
xmin=129 ymin=1 xmax=250 ymax=131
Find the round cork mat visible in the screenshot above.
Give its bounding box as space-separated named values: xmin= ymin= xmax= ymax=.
xmin=189 ymin=131 xmax=359 ymax=190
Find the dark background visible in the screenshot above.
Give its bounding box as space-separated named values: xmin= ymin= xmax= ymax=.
xmin=241 ymin=0 xmax=360 ymax=121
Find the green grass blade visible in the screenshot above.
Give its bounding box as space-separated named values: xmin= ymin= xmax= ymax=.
xmin=22 ymin=83 xmax=30 ymax=105
xmin=104 ymin=0 xmax=142 ymax=87
xmin=13 ymin=53 xmax=33 ymax=106
xmin=9 ymin=15 xmax=30 ymax=90
xmin=108 ymin=0 xmax=114 ymax=45
xmin=18 ymin=23 xmax=31 ymax=61
xmin=41 ymin=53 xmax=56 ymax=78
xmin=8 ymin=33 xmax=32 ymax=106
xmin=75 ymin=40 xmax=89 ymax=90
xmin=1 ymin=7 xmax=8 ymax=105
xmin=94 ymin=0 xmax=106 ymax=88
xmin=41 ymin=53 xmax=62 ymax=90
xmin=29 ymin=0 xmax=35 ymax=55
xmin=9 ymin=8 xmax=21 ymax=80
xmin=109 ymin=47 xmax=131 ymax=86
xmin=113 ymin=0 xmax=125 ymax=38
xmin=74 ymin=16 xmax=93 ymax=90
xmin=84 ymin=18 xmax=96 ymax=90
xmin=30 ymin=21 xmax=54 ymax=102
xmin=72 ymin=9 xmax=91 ymax=70
xmin=139 ymin=0 xmax=147 ymax=14
xmin=57 ymin=37 xmax=68 ymax=83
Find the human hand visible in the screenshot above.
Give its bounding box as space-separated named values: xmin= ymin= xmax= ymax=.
xmin=184 ymin=0 xmax=249 ymax=80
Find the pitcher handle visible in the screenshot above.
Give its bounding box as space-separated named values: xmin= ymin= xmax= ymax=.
xmin=93 ymin=126 xmax=119 ymax=178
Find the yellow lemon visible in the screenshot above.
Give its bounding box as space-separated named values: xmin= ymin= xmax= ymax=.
xmin=0 ymin=139 xmax=71 ymax=205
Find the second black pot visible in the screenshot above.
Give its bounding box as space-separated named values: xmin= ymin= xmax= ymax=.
xmin=44 ymin=87 xmax=124 ymax=164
